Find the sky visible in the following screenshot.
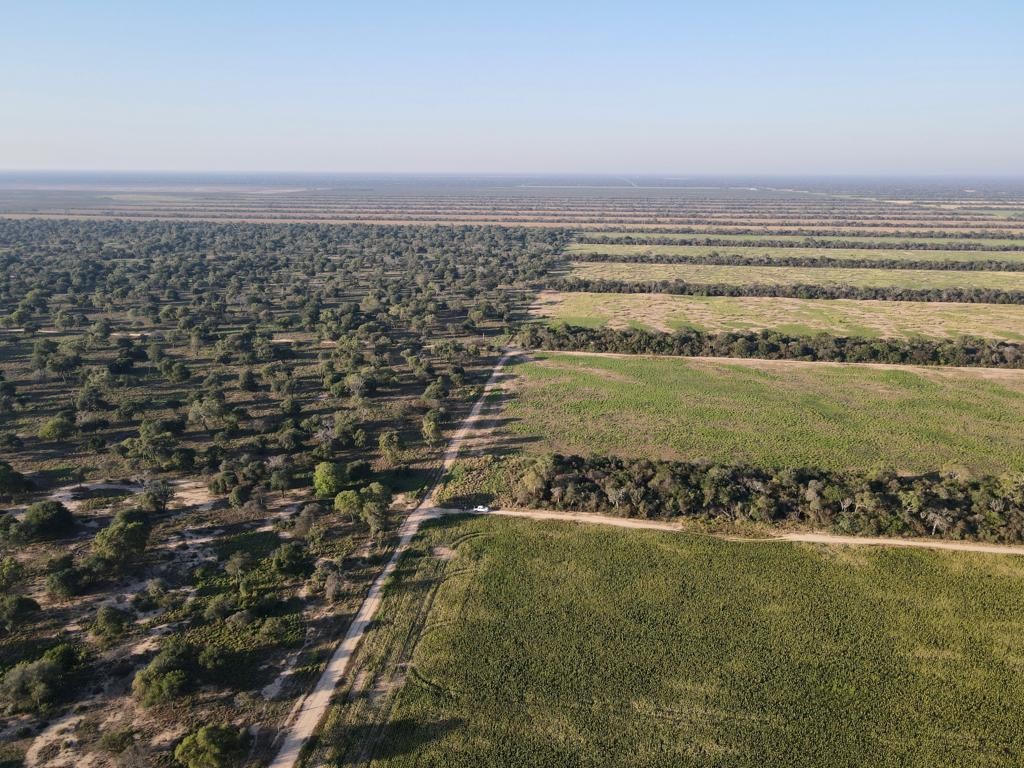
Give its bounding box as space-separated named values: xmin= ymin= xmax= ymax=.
xmin=2 ymin=0 xmax=1023 ymax=175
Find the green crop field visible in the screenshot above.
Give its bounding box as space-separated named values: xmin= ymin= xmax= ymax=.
xmin=579 ymin=231 xmax=1024 ymax=249
xmin=311 ymin=515 xmax=1024 ymax=768
xmin=565 ymin=241 xmax=1024 ymax=263
xmin=532 ymin=290 xmax=1024 ymax=340
xmin=568 ymin=261 xmax=1024 ymax=290
xmin=501 ymin=352 xmax=1024 ymax=473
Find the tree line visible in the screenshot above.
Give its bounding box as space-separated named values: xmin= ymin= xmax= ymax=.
xmin=571 ymin=250 xmax=1024 ymax=272
xmin=517 ymin=324 xmax=1024 ymax=368
xmin=552 ymin=277 xmax=1024 ymax=304
xmin=576 ymin=235 xmax=1024 ymax=251
xmin=512 ymin=453 xmax=1024 ymax=543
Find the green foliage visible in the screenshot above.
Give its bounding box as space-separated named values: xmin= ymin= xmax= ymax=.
xmin=0 ymin=594 xmax=40 ymax=632
xmin=19 ymin=500 xmax=75 ymax=540
xmin=38 ymin=413 xmax=74 ymax=440
xmin=92 ymin=604 xmax=132 ymax=640
xmin=132 ymin=637 xmax=194 ymax=707
xmin=0 ymin=556 xmax=24 ymax=591
xmin=0 ymin=642 xmax=84 ymax=715
xmin=313 ymin=461 xmax=346 ymax=499
xmin=90 ymin=509 xmax=151 ymax=575
xmin=0 ymin=461 xmax=31 ymax=499
xmin=173 ymin=724 xmax=248 ymax=768
xmin=270 ymin=542 xmax=312 ymax=576
xmin=333 ymin=482 xmax=392 ymax=535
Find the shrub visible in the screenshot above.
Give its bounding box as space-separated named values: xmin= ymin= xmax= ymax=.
xmin=0 ymin=594 xmax=40 ymax=632
xmin=0 ymin=460 xmax=31 ymax=499
xmin=0 ymin=643 xmax=83 ymax=714
xmin=93 ymin=605 xmax=132 ymax=640
xmin=20 ymin=500 xmax=75 ymax=540
xmin=38 ymin=413 xmax=74 ymax=440
xmin=173 ymin=724 xmax=248 ymax=768
xmin=271 ymin=542 xmax=312 ymax=576
xmin=132 ymin=637 xmax=194 ymax=707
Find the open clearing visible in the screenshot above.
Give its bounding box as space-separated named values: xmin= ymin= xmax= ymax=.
xmin=500 ymin=352 xmax=1024 ymax=473
xmin=566 ymin=241 xmax=1024 ymax=264
xmin=531 ymin=290 xmax=1024 ymax=340
xmin=311 ymin=515 xmax=1024 ymax=768
xmin=568 ymin=261 xmax=1024 ymax=290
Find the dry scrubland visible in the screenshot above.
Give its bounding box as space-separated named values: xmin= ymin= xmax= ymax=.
xmin=532 ymin=291 xmax=1024 ymax=341
xmin=500 ymin=352 xmax=1024 ymax=474
xmin=567 ymin=260 xmax=1024 ymax=290
xmin=309 ymin=515 xmax=1024 ymax=768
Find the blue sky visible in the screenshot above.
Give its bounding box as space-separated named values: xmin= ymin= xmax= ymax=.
xmin=2 ymin=1 xmax=1022 ymax=174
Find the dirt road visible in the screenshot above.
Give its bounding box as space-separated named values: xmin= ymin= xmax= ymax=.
xmin=477 ymin=507 xmax=1024 ymax=556
xmin=267 ymin=351 xmax=515 ymax=768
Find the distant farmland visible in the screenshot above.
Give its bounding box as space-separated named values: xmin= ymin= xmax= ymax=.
xmin=501 ymin=352 xmax=1024 ymax=473
xmin=316 ymin=515 xmax=1024 ymax=768
xmin=531 ymin=291 xmax=1024 ymax=341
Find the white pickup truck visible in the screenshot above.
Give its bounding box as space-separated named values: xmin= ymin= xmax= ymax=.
xmin=471 ymin=505 xmax=490 ymax=513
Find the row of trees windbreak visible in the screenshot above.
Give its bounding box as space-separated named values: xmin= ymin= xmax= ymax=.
xmin=516 ymin=324 xmax=1024 ymax=368
xmin=511 ymin=454 xmax=1024 ymax=543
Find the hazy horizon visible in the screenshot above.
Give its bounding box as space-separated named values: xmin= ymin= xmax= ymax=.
xmin=4 ymin=1 xmax=1023 ymax=176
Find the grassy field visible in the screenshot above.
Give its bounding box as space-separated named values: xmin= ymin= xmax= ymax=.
xmin=500 ymin=352 xmax=1024 ymax=473
xmin=566 ymin=241 xmax=1024 ymax=264
xmin=311 ymin=515 xmax=1024 ymax=768
xmin=579 ymin=231 xmax=1024 ymax=249
xmin=568 ymin=261 xmax=1024 ymax=290
xmin=531 ymin=290 xmax=1024 ymax=341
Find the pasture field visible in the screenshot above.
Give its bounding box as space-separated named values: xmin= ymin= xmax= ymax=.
xmin=565 ymin=241 xmax=1024 ymax=264
xmin=310 ymin=515 xmax=1024 ymax=768
xmin=531 ymin=291 xmax=1024 ymax=340
xmin=501 ymin=352 xmax=1024 ymax=473
xmin=568 ymin=261 xmax=1024 ymax=290
xmin=579 ymin=231 xmax=1024 ymax=249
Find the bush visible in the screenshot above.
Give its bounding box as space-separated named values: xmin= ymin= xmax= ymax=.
xmin=0 ymin=556 xmax=24 ymax=590
xmin=93 ymin=604 xmax=132 ymax=640
xmin=38 ymin=413 xmax=74 ymax=440
xmin=0 ymin=594 xmax=40 ymax=632
xmin=0 ymin=643 xmax=83 ymax=714
xmin=174 ymin=724 xmax=248 ymax=768
xmin=271 ymin=542 xmax=312 ymax=576
xmin=132 ymin=637 xmax=194 ymax=707
xmin=20 ymin=500 xmax=75 ymax=540
xmin=46 ymin=566 xmax=88 ymax=599
xmin=312 ymin=461 xmax=346 ymax=498
xmin=90 ymin=509 xmax=150 ymax=576
xmin=0 ymin=460 xmax=32 ymax=499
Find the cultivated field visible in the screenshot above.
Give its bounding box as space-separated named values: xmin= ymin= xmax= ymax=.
xmin=531 ymin=291 xmax=1024 ymax=340
xmin=567 ymin=261 xmax=1024 ymax=290
xmin=500 ymin=352 xmax=1024 ymax=473
xmin=309 ymin=515 xmax=1024 ymax=768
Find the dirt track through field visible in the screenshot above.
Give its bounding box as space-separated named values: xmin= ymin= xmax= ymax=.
xmin=475 ymin=507 xmax=1024 ymax=556
xmin=267 ymin=352 xmax=515 ymax=768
